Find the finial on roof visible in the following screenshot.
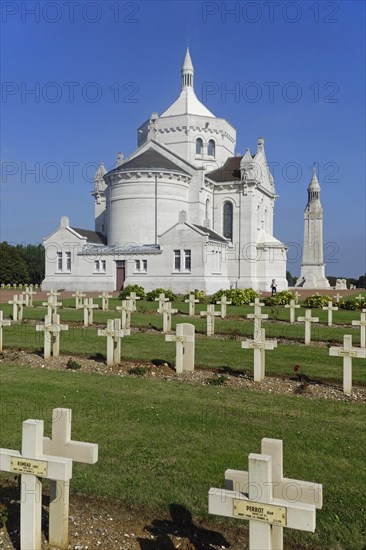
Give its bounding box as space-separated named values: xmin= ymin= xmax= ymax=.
xmin=96 ymin=163 xmax=107 ymax=178
xmin=181 ymin=47 xmax=194 ymax=89
xmin=308 ymin=164 xmax=320 ymax=190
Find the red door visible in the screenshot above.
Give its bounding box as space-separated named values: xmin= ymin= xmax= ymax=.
xmin=116 ymin=261 xmax=125 ymax=291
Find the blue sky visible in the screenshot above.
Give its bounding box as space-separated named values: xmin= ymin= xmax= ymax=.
xmin=1 ymin=0 xmax=365 ymax=277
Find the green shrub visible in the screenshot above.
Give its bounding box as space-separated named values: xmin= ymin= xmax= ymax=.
xmin=182 ymin=289 xmax=207 ymax=302
xmin=119 ymin=284 xmax=146 ymax=300
xmin=207 ymin=374 xmax=229 ymax=386
xmin=128 ymin=365 xmax=148 ymax=376
xmin=66 ymin=358 xmax=81 ymax=370
xmin=303 ymin=294 xmax=332 ymax=308
xmin=212 ymin=288 xmax=258 ymax=306
xmin=145 ymin=288 xmax=177 ymax=302
xmin=339 ymin=298 xmax=366 ymax=310
xmin=264 ymin=290 xmax=296 ymax=306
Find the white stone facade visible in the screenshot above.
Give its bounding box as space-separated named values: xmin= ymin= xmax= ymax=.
xmin=42 ymin=49 xmax=288 ymax=293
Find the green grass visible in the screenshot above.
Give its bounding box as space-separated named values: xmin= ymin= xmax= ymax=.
xmin=0 ymin=364 xmax=365 ymax=548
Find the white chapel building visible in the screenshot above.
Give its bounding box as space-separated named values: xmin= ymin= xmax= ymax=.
xmin=42 ymin=49 xmax=288 ymax=293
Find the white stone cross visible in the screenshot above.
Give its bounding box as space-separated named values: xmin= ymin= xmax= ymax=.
xmin=294 ymin=291 xmax=301 ymax=303
xmin=220 ymin=438 xmax=323 ymax=549
xmin=329 ymin=334 xmax=366 ymax=394
xmin=216 ymin=295 xmax=232 ymax=319
xmin=82 ymin=297 xmax=98 ymax=326
xmin=43 ymin=408 xmax=98 ymax=547
xmin=208 ymin=438 xmax=322 ymax=550
xmin=200 ymin=304 xmax=220 ymax=336
xmin=185 ymin=293 xmax=199 ymax=316
xmin=156 ymin=292 xmax=169 ymax=313
xmin=322 ymin=300 xmax=338 ymax=326
xmin=98 ymin=290 xmax=113 ymax=311
xmin=356 ymin=293 xmax=363 ymax=300
xmin=284 ymin=299 xmax=300 ymax=324
xmin=116 ymin=299 xmax=132 ymax=330
xmin=0 ymin=310 xmax=12 ymax=351
xmin=333 ymin=292 xmax=343 ymax=304
xmin=36 ymin=313 xmax=69 ymax=359
xmin=241 ymin=328 xmax=277 ymax=382
xmin=247 ymin=298 xmax=268 ymax=339
xmin=165 ymin=323 xmax=195 ymax=373
xmin=98 ymin=318 xmax=130 ymax=366
xmin=72 ymin=290 xmax=86 ymax=310
xmin=42 ymin=294 xmax=62 ymax=317
xmin=297 ymin=309 xmax=319 ymax=345
xmin=47 ymin=289 xmax=61 ymax=300
xmin=0 ymin=419 xmax=72 ymax=550
xmin=352 ymin=311 xmax=366 ymax=348
xmin=126 ymin=291 xmax=140 ymax=312
xmin=162 ymin=301 xmax=178 ymax=333
xmin=23 ymin=285 xmax=36 ymax=307
xmin=8 ymin=294 xmax=25 ymax=321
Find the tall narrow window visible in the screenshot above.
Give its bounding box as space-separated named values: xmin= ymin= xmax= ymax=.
xmin=208 ymin=139 xmax=215 ymax=157
xmin=184 ymin=250 xmax=191 ymax=271
xmin=223 ymin=201 xmax=233 ymax=241
xmin=205 ymin=198 xmax=210 ymax=220
xmin=135 ymin=260 xmax=141 ymax=272
xmin=65 ymin=252 xmax=71 ymax=272
xmin=196 ymin=138 xmax=203 ymax=156
xmin=94 ymin=260 xmax=100 ymax=272
xmin=101 ymin=260 xmax=106 ymax=272
xmin=142 ymin=259 xmax=147 ymax=272
xmin=174 ymin=250 xmax=181 ymax=271
xmin=57 ymin=252 xmax=63 ymax=271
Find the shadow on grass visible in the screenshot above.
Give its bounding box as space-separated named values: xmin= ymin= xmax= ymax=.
xmin=89 ymin=352 xmax=106 ymax=363
xmin=151 ymin=358 xmax=173 ymax=369
xmin=137 ymin=503 xmax=229 ymax=549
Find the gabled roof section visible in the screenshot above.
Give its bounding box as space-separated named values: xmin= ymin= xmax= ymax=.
xmin=71 ymin=228 xmax=107 ymax=245
xmin=206 ymin=156 xmax=243 ymax=183
xmin=193 ymin=225 xmax=228 ymax=243
xmin=106 ymin=148 xmax=190 ymax=176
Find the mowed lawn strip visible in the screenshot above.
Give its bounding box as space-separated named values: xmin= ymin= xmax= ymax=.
xmin=2 ymin=325 xmax=366 ymax=385
xmin=0 ymin=364 xmax=365 ymax=548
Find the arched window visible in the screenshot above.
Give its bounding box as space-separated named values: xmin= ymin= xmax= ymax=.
xmin=196 ymin=138 xmax=203 ymax=156
xmin=205 ymin=198 xmax=210 ymax=220
xmin=208 ymin=139 xmax=215 ymax=157
xmin=223 ymin=201 xmax=233 ymax=241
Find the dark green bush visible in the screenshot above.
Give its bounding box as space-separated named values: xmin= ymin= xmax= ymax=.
xmin=145 ymin=288 xmax=177 ymax=302
xmin=207 ymin=374 xmax=229 ymax=386
xmin=303 ymin=294 xmax=332 ymax=308
xmin=212 ymin=288 xmax=258 ymax=306
xmin=128 ymin=366 xmax=148 ymax=376
xmin=119 ymin=284 xmax=146 ymax=300
xmin=263 ymin=290 xmax=296 ymax=306
xmin=66 ymin=358 xmax=81 ymax=370
xmin=182 ymin=289 xmax=207 ymax=302
xmin=339 ymin=298 xmax=366 ymax=310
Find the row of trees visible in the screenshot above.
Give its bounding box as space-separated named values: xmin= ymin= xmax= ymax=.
xmin=0 ymin=242 xmax=45 ymax=285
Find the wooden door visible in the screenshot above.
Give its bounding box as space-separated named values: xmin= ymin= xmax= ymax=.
xmin=116 ymin=261 xmax=125 ymax=291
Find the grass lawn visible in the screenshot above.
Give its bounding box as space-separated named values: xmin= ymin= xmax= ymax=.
xmin=0 ymin=364 xmax=365 ymax=548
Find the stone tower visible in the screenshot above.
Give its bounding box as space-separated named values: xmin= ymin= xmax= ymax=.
xmin=296 ymin=168 xmax=329 ymax=288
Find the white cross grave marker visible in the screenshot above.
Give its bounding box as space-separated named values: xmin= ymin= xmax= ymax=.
xmin=116 ymin=299 xmax=132 ymax=330
xmin=294 ymin=291 xmax=301 ymax=303
xmin=126 ymin=291 xmax=140 ymax=312
xmin=0 ymin=419 xmax=72 ymax=550
xmin=247 ymin=298 xmax=268 ymax=340
xmin=72 ymin=290 xmax=86 ymax=310
xmin=356 ymin=293 xmax=363 ymax=300
xmin=185 ymin=293 xmax=199 ymax=316
xmin=333 ymin=292 xmax=343 ymax=304
xmin=200 ymin=304 xmax=220 ymax=336
xmin=322 ymin=300 xmax=338 ymax=326
xmin=352 ymin=311 xmax=366 ymax=348
xmin=297 ymin=309 xmax=319 ymax=345
xmin=36 ymin=313 xmax=69 ymax=359
xmin=208 ymin=438 xmax=322 ymax=550
xmin=155 ymin=292 xmax=169 ymax=313
xmin=216 ymin=295 xmax=232 ymax=319
xmin=42 ymin=294 xmax=62 ymax=317
xmin=98 ymin=318 xmax=130 ymax=366
xmin=162 ymin=301 xmax=178 ymax=333
xmin=241 ymin=328 xmax=277 ymax=382
xmin=23 ymin=285 xmax=36 ymax=307
xmin=284 ymin=299 xmax=300 ymax=324
xmin=98 ymin=290 xmax=113 ymax=311
xmin=82 ymin=297 xmax=98 ymax=326
xmin=165 ymin=323 xmax=195 ymax=373
xmin=329 ymin=334 xmax=366 ymax=394
xmin=8 ymin=294 xmax=25 ymax=321
xmin=43 ymin=408 xmax=98 ymax=547
xmin=0 ymin=310 xmax=12 ymax=351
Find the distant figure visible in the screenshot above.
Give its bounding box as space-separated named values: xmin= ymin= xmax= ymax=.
xmin=270 ymin=279 xmax=277 ymax=296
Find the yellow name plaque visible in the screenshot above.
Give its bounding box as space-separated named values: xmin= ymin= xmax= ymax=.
xmin=233 ymin=499 xmax=287 ymax=526
xmin=10 ymin=457 xmax=48 ymax=477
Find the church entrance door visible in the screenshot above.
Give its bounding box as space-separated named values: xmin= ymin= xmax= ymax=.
xmin=115 ymin=261 xmax=125 ymax=290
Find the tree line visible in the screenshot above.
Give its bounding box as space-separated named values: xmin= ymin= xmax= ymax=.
xmin=0 ymin=242 xmax=45 ymax=285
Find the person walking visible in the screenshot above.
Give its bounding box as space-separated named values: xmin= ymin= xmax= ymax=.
xmin=270 ymin=279 xmax=277 ymax=296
